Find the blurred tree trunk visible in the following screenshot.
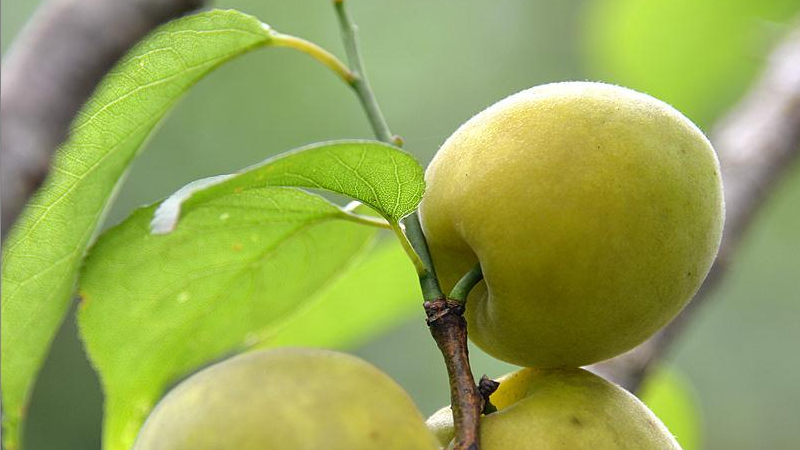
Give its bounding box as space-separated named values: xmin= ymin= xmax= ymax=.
xmin=1 ymin=0 xmax=205 ymax=237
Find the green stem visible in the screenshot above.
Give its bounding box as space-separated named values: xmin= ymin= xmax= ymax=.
xmin=333 ymin=0 xmax=396 ymax=144
xmin=402 ymin=213 xmax=444 ymax=301
xmin=271 ymin=19 xmax=425 ymax=274
xmin=331 ymin=0 xmax=437 ymax=287
xmin=330 ymin=4 xmax=485 ymax=448
xmin=449 ymin=264 xmax=484 ymax=304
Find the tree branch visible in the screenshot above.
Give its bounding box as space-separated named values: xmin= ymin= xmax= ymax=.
xmin=425 ymin=298 xmax=483 ymax=450
xmin=591 ymin=20 xmax=800 ymax=392
xmin=0 ymin=0 xmax=206 ymax=237
xmin=406 ymin=213 xmax=484 ymax=449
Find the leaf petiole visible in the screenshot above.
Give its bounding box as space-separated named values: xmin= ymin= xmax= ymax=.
xmin=391 ymin=222 xmax=428 ymax=277
xmin=268 ymin=30 xmax=357 ymax=84
xmin=338 ymin=203 xmax=392 ymax=229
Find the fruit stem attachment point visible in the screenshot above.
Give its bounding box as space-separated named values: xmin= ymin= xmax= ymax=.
xmin=333 ymin=0 xmax=395 ymax=143
xmin=449 ymin=263 xmax=484 ymax=304
xmin=269 ymin=32 xmax=357 ymax=85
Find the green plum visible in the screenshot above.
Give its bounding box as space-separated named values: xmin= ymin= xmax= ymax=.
xmin=426 ymin=368 xmax=681 ymax=449
xmin=420 ymin=81 xmax=723 ymax=368
xmin=134 ymin=348 xmax=439 ymax=450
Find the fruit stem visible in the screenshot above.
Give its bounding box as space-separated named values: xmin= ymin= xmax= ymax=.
xmin=449 ymin=264 xmax=484 ymax=304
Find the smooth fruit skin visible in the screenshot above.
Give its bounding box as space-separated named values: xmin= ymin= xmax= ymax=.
xmin=426 ymin=368 xmax=682 ymax=450
xmin=134 ymin=348 xmax=439 ymax=450
xmin=420 ymin=81 xmax=723 ymax=368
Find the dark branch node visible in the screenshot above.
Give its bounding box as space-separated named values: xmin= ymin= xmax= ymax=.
xmin=424 ymin=298 xmax=465 ymax=325
xmin=478 ymin=375 xmax=500 ymax=415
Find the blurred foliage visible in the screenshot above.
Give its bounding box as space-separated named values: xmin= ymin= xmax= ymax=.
xmin=640 ymin=366 xmax=702 ymax=450
xmin=262 ymin=239 xmax=420 ymax=349
xmin=2 ymin=1 xmax=799 ymax=450
xmin=583 ymin=0 xmax=800 ymax=127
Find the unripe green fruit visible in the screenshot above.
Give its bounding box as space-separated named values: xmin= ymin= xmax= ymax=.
xmin=426 ymin=368 xmax=681 ymax=450
xmin=134 ymin=348 xmax=439 ymax=450
xmin=420 ymin=81 xmax=723 ymax=368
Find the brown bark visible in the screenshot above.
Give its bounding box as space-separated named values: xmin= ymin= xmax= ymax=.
xmin=425 ymin=298 xmax=484 ymax=450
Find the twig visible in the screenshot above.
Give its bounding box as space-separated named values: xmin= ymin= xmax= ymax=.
xmin=591 ymin=20 xmax=800 ymax=392
xmin=424 ymin=298 xmax=483 ymax=450
xmin=405 ymin=214 xmax=484 ymax=449
xmin=0 ymin=0 xmax=206 ymax=237
xmin=332 ymin=0 xmax=396 ymax=144
xmin=331 ymin=2 xmax=484 ymax=448
xmin=330 ymin=1 xmax=445 ymax=297
xmin=402 ymin=213 xmax=445 ymax=301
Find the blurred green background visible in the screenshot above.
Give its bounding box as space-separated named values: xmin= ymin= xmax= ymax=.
xmin=2 ymin=0 xmax=799 ymax=449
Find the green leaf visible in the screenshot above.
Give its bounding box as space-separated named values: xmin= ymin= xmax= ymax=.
xmin=0 ymin=10 xmax=278 ymax=447
xmin=151 ymin=140 xmax=425 ymax=234
xmin=78 ymin=187 xmax=376 ymax=450
xmin=639 ymin=366 xmax=702 ymax=450
xmin=262 ymin=238 xmax=421 ymax=349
